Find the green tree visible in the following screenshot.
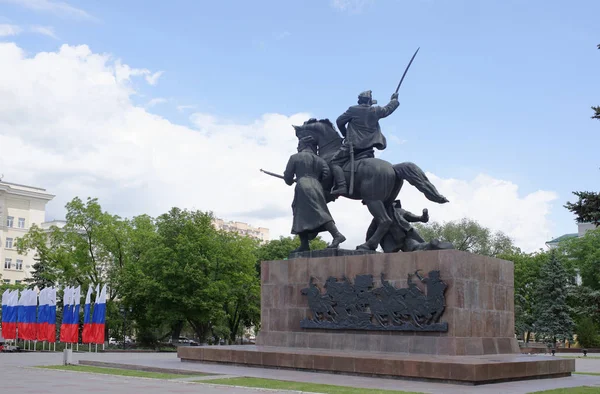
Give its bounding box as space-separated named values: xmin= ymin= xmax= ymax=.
xmin=16 ymin=224 xmax=60 ymax=289
xmin=560 ymin=228 xmax=600 ymax=290
xmin=414 ymin=218 xmax=515 ymax=257
xmin=120 ymin=208 xmax=261 ymax=345
xmin=219 ymin=233 xmax=260 ymax=344
xmin=564 ymin=191 xmax=600 ymax=227
xmin=532 ymin=251 xmax=575 ymax=346
xmin=498 ymin=250 xmax=547 ymax=342
xmin=575 ymin=317 xmax=600 ymax=348
xmin=255 ymin=236 xmax=328 ymax=276
xmin=53 ymin=197 xmax=133 ymax=299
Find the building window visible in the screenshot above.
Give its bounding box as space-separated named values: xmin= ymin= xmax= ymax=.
xmin=6 ymin=216 xmax=14 ymax=227
xmin=2 ymin=279 xmax=9 ymax=284
xmin=18 ymin=218 xmax=25 ymax=228
xmin=16 ymin=259 xmax=23 ymax=270
xmin=15 ymin=280 xmax=21 ymax=285
xmin=5 ymin=238 xmax=13 ymax=248
xmin=4 ymin=258 xmax=12 ymax=269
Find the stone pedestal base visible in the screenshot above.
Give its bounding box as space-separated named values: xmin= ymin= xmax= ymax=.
xmin=178 ymin=250 xmax=575 ymax=384
xmin=177 ymin=345 xmax=574 ymax=385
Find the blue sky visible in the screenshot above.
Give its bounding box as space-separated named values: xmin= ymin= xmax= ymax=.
xmin=1 ymin=0 xmax=599 ymax=246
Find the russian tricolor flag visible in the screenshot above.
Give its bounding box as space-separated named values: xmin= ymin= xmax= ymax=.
xmin=47 ymin=287 xmax=57 ymax=343
xmin=59 ymin=286 xmax=75 ymax=343
xmin=72 ymin=286 xmax=81 ymax=343
xmin=82 ymin=286 xmax=93 ymax=344
xmin=90 ymin=284 xmax=107 ymax=344
xmin=17 ymin=289 xmax=37 ymax=340
xmin=2 ymin=289 xmax=18 ymax=340
xmin=37 ymin=288 xmax=49 ymax=341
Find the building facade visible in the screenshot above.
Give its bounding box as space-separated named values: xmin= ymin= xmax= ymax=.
xmin=212 ymin=218 xmax=269 ymax=243
xmin=0 ymin=181 xmax=55 ymax=285
xmin=545 ymin=222 xmax=596 ymax=249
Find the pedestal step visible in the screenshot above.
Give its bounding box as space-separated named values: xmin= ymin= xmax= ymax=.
xmin=178 ymin=345 xmax=574 ymax=385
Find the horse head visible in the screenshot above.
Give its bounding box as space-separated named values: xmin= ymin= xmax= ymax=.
xmin=292 ymin=118 xmax=342 ymax=159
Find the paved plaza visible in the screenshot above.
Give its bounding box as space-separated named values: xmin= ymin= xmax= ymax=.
xmin=2 ymin=351 xmax=600 ymax=393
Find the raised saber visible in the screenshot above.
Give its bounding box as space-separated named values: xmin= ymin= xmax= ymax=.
xmin=395 ymin=47 xmax=420 ymax=94
xmin=260 ymin=169 xmax=296 ymax=183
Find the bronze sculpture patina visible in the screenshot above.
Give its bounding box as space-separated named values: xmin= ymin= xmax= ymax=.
xmin=283 ymin=136 xmax=347 ymax=253
xmin=261 ymin=49 xmax=454 ymax=253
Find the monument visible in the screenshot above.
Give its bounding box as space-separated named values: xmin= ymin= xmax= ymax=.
xmin=178 ymin=49 xmax=574 ymax=384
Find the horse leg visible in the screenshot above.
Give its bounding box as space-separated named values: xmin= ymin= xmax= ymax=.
xmin=357 ymin=200 xmax=392 ymax=251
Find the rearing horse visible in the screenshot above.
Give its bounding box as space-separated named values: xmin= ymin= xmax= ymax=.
xmin=292 ymin=119 xmax=449 ymax=251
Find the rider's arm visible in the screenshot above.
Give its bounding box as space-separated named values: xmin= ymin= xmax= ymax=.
xmin=402 ymin=208 xmax=429 ymax=223
xmin=375 ymin=99 xmax=400 ymax=119
xmin=336 ymin=110 xmax=352 ymax=137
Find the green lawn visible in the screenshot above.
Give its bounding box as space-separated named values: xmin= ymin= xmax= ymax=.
xmin=37 ymin=365 xmax=204 ymax=379
xmin=531 ymin=387 xmax=600 ymax=393
xmin=198 ymin=377 xmax=423 ymax=394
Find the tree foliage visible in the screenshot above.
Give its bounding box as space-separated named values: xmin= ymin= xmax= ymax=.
xmin=498 ymin=250 xmax=547 ymax=341
xmin=254 ymin=236 xmax=327 ymax=277
xmin=414 ymin=218 xmax=515 ymax=257
xmin=16 ymin=224 xmax=60 ymax=289
xmin=532 ymin=251 xmax=575 ymax=345
xmin=560 ymin=228 xmax=600 ymax=290
xmin=119 ymin=208 xmax=260 ymax=345
xmin=575 ymin=317 xmax=600 ymax=348
xmin=564 ymin=191 xmax=600 ymax=227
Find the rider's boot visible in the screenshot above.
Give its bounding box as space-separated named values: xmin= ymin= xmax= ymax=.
xmin=330 ymin=165 xmax=348 ymax=195
xmin=324 ymin=221 xmax=346 ymax=249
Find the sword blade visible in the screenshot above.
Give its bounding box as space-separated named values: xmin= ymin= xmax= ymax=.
xmin=260 ymin=169 xmax=296 ymax=183
xmin=395 ymin=47 xmax=420 ymax=94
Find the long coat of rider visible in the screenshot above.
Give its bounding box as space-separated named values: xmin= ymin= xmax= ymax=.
xmin=330 ymin=90 xmax=400 ymax=195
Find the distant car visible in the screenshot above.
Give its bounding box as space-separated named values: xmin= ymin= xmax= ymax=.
xmin=169 ymin=336 xmax=198 ymax=346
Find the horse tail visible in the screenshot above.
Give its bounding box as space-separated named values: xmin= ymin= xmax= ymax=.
xmin=393 ymin=162 xmax=449 ymax=204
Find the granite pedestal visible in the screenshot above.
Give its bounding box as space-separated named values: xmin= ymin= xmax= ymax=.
xmin=178 ymin=250 xmax=574 ymax=384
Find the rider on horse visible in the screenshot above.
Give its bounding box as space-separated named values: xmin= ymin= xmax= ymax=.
xmin=330 ymin=90 xmax=400 ymax=195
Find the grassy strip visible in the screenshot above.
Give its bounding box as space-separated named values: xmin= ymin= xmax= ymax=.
xmin=197 ymin=377 xmax=423 ymax=394
xmin=530 ymin=387 xmax=600 ymax=393
xmin=38 ymin=365 xmax=203 ymax=379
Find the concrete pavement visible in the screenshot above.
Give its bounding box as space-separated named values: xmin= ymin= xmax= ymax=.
xmin=2 ymin=350 xmax=600 ymax=393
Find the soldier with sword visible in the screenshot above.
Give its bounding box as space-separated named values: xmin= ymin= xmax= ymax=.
xmin=330 ymin=48 xmax=420 ymax=196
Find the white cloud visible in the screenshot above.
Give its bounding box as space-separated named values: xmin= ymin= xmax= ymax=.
xmin=0 ymin=0 xmax=94 ymax=20
xmin=177 ymin=104 xmax=196 ymax=113
xmin=146 ymin=98 xmax=167 ymax=107
xmin=145 ymin=71 xmax=163 ymax=86
xmin=389 ymin=135 xmax=406 ymax=145
xmin=0 ymin=42 xmax=558 ymax=253
xmin=29 ymin=25 xmax=58 ymax=39
xmin=0 ymin=24 xmax=59 ymax=38
xmin=0 ymin=24 xmax=22 ymax=36
xmin=330 ymin=0 xmax=373 ymax=13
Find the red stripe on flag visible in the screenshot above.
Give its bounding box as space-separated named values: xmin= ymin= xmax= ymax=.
xmin=2 ymin=323 xmax=17 ymax=339
xmin=82 ymin=323 xmax=92 ymax=344
xmin=18 ymin=323 xmax=37 ymax=340
xmin=47 ymin=323 xmax=56 ymax=343
xmin=89 ymin=323 xmax=105 ymax=344
xmin=37 ymin=323 xmax=47 ymax=341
